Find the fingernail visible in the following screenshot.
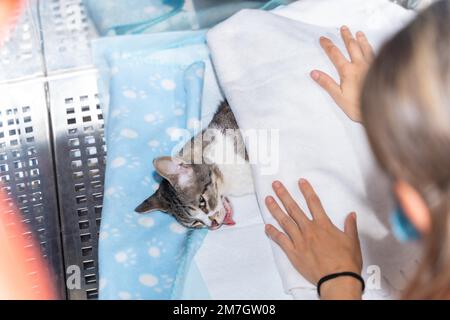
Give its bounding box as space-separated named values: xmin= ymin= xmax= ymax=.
xmin=319 ymin=36 xmax=326 ymax=42
xmin=266 ymin=196 xmax=274 ymax=204
xmin=310 ymin=70 xmax=320 ymax=81
xmin=299 ymin=178 xmax=307 ymax=185
xmin=341 ymin=25 xmax=348 ymax=31
xmin=351 ymin=212 xmax=357 ymax=220
xmin=273 ymin=181 xmax=282 ymax=189
xmin=356 ymin=31 xmax=364 ymax=37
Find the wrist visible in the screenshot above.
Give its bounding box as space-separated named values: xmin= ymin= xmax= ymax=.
xmin=319 ymin=275 xmax=363 ymax=300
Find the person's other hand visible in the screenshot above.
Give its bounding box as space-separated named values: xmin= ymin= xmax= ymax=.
xmin=265 ymin=179 xmax=363 ymax=299
xmin=310 ymin=26 xmax=374 ymax=123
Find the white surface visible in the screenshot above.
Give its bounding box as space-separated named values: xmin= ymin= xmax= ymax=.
xmin=182 ymin=49 xmax=291 ymax=300
xmin=194 ymin=194 xmax=292 ymax=299
xmin=207 ymin=0 xmax=421 ymax=299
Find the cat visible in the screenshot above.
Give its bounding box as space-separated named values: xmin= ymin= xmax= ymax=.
xmin=135 ymin=101 xmax=254 ymax=230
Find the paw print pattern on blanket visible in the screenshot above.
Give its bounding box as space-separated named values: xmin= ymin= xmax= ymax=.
xmin=96 ymin=32 xmax=209 ymax=299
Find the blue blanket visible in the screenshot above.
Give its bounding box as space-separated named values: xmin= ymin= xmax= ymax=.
xmin=93 ymin=31 xmax=210 ymax=299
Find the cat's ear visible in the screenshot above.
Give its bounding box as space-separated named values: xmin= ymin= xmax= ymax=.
xmin=153 ymin=156 xmax=193 ymax=187
xmin=135 ymin=190 xmax=168 ymax=213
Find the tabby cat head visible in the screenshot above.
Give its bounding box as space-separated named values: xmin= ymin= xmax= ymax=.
xmin=135 ymin=156 xmax=235 ymax=230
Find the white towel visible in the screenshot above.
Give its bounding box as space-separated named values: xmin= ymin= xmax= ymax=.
xmin=207 ymin=0 xmax=421 ymax=299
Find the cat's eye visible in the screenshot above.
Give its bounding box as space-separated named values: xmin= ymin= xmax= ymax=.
xmin=199 ymin=195 xmax=207 ymax=211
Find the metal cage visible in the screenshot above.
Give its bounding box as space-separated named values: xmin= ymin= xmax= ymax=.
xmin=0 ymin=0 xmax=102 ymax=299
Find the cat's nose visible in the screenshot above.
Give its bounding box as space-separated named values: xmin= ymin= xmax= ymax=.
xmin=208 ymin=212 xmax=219 ymax=220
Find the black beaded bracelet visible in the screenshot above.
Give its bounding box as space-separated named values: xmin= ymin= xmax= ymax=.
xmin=317 ymin=271 xmax=365 ymax=297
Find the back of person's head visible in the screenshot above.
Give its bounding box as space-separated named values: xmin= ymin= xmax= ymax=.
xmin=362 ymin=0 xmax=450 ymax=299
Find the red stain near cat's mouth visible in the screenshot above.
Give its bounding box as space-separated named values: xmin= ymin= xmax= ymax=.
xmin=222 ymin=196 xmax=236 ymax=226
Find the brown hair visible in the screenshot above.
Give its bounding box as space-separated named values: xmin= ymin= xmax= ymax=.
xmin=361 ymin=0 xmax=450 ymax=299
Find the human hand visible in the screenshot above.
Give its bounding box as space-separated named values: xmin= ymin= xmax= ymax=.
xmin=265 ymin=179 xmax=363 ymax=299
xmin=310 ymin=26 xmax=374 ymax=123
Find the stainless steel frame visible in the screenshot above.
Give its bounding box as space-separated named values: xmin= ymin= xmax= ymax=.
xmin=0 ymin=0 xmax=102 ymax=299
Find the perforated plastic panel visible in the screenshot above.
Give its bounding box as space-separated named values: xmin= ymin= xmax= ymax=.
xmin=48 ymin=70 xmax=105 ymax=299
xmin=0 ymin=79 xmax=65 ymax=298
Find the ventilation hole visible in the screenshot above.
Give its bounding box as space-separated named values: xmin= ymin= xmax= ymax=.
xmin=13 ymin=161 xmax=23 ymax=169
xmin=31 ymin=192 xmax=42 ymax=202
xmin=25 ymin=127 xmax=33 ymax=134
xmin=81 ymin=106 xmax=90 ymax=112
xmin=77 ymin=208 xmax=88 ymax=217
xmin=82 ymin=116 xmax=91 ymax=123
xmin=24 ymin=116 xmax=31 ymax=123
xmin=30 ymin=168 xmax=39 ymax=177
xmin=92 ymin=193 xmax=102 ymax=201
xmin=91 ymin=181 xmax=101 ymax=189
xmin=15 ymin=171 xmax=24 ymax=179
xmin=86 ymin=289 xmax=98 ymax=299
xmin=67 ymin=118 xmax=76 ymax=125
xmin=30 ymin=180 xmax=40 ymax=190
xmin=0 ymin=164 xmax=8 ymax=172
xmin=80 ymin=234 xmax=91 ymax=243
xmin=80 ymin=95 xmax=88 ymax=102
xmin=71 ymin=160 xmax=82 ymax=169
xmin=26 ymin=137 xmax=34 ymax=143
xmin=83 ymin=260 xmax=95 ymax=270
xmin=16 ymin=182 xmax=26 ymax=192
xmin=86 ymin=146 xmax=97 ymax=156
xmin=88 ymin=168 xmax=99 ymax=179
xmin=68 ymin=138 xmax=79 ymax=147
xmin=76 ymin=195 xmax=87 ymax=204
xmin=84 ymin=136 xmax=95 ymax=145
xmin=81 ymin=246 xmax=92 ymax=256
xmin=22 ymin=106 xmax=30 ymax=113
xmin=70 ymin=149 xmax=81 ymax=158
xmin=68 ymin=128 xmax=77 ymax=135
xmin=84 ymin=274 xmax=96 ymax=285
xmin=78 ymin=220 xmax=89 ymax=229
xmin=66 ymin=107 xmax=75 ymax=114
xmin=28 ymin=158 xmax=38 ymax=167
xmin=83 ymin=125 xmax=94 ymax=133
xmin=12 ymin=150 xmax=20 ymax=158
xmin=87 ymin=158 xmax=98 ymax=167
xmin=0 ymin=153 xmax=6 ymax=161
xmin=18 ymin=194 xmax=27 ymax=204
xmin=95 ymin=217 xmax=101 ymax=228
xmin=94 ymin=205 xmax=102 ymax=215
xmin=74 ymin=183 xmax=85 ymax=193
xmin=27 ymin=147 xmax=36 ymax=156
xmin=35 ymin=215 xmax=44 ymax=224
xmin=73 ymin=171 xmax=84 ymax=179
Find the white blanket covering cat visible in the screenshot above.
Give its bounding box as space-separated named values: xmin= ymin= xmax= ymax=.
xmin=207 ymin=0 xmax=421 ymax=299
